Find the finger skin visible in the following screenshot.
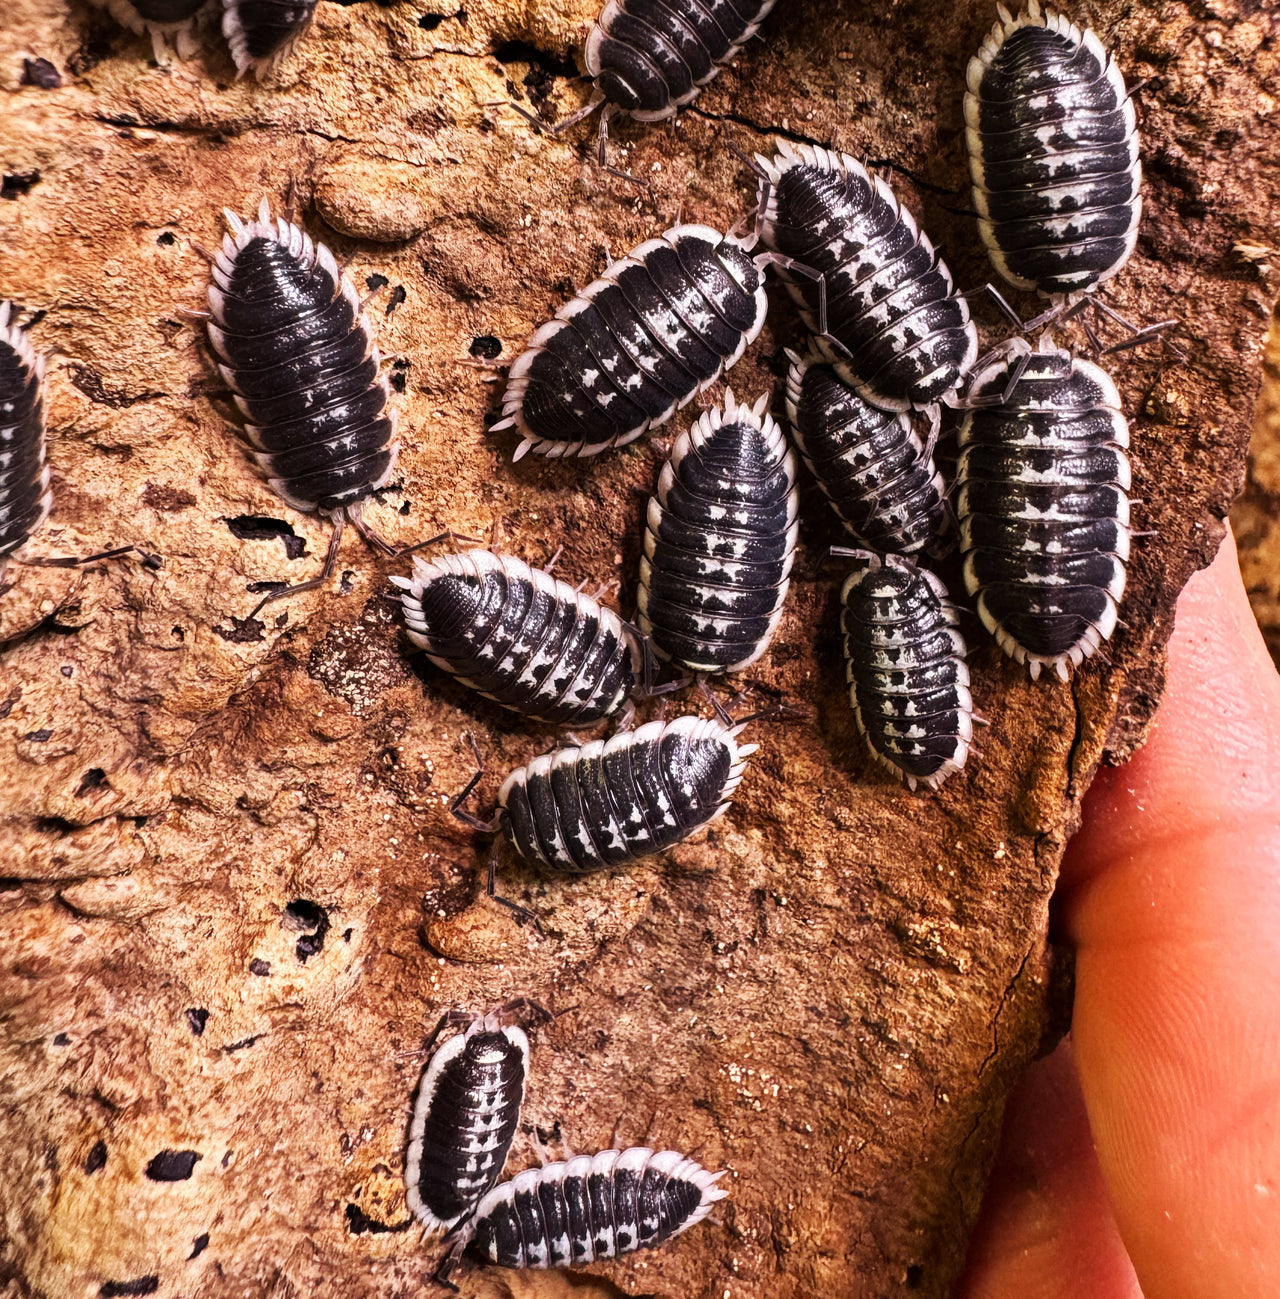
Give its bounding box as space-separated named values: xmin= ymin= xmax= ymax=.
xmin=1060 ymin=531 xmax=1280 ymax=1299
xmin=953 ymin=1038 xmax=1143 ymax=1299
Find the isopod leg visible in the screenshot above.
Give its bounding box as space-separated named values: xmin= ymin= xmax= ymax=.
xmin=449 ymin=733 xmax=500 ymax=834
xmin=485 ymin=841 xmax=544 ymax=934
xmin=244 ymin=511 xmax=345 ymax=621
xmin=20 ymin=543 xmax=136 ymax=569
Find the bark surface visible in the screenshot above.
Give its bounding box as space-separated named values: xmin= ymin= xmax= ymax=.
xmin=1 ymin=1 xmax=1275 ymax=1297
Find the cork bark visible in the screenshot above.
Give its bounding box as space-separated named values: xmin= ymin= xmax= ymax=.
xmin=1 ymin=1 xmax=1275 ymax=1297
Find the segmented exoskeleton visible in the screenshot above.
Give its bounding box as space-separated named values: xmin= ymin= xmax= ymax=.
xmin=221 ymin=0 xmax=318 ymax=77
xmin=637 ymin=389 xmax=798 ymax=674
xmin=956 ymin=337 xmax=1130 ymax=679
xmin=205 ymin=199 xmax=398 ymax=612
xmin=90 ymin=0 xmax=214 ymax=62
xmin=840 ymin=553 xmax=973 ymax=790
xmin=755 ymin=141 xmax=979 ymax=414
xmin=463 ymin=1147 xmax=727 ymax=1270
xmin=0 ymin=302 xmax=51 ymax=576
xmin=405 ymin=1009 xmax=530 ymax=1237
xmin=494 ymin=224 xmax=769 ymax=460
xmin=785 ymin=347 xmax=946 ymax=556
xmin=965 ymin=1 xmax=1141 ymax=299
xmin=392 ymin=549 xmax=641 ymax=725
xmin=496 ymin=715 xmax=755 ymax=873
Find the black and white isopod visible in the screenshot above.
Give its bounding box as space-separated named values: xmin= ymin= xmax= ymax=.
xmin=956 ymin=338 xmax=1130 ymax=679
xmin=205 ymin=199 xmax=398 ymax=611
xmin=90 ymin=0 xmax=213 ymax=62
xmin=840 ymin=554 xmax=973 ymax=790
xmin=637 ymin=389 xmax=798 ymax=674
xmin=965 ymin=1 xmax=1141 ymax=299
xmin=785 ymin=348 xmax=946 ymax=556
xmin=755 ymin=141 xmax=979 ymax=414
xmin=0 ymin=302 xmax=52 ymax=576
xmin=221 ymin=0 xmax=319 ymax=78
xmin=463 ymin=1147 xmax=727 ymax=1270
xmin=493 ymin=224 xmax=768 ymax=460
xmin=496 ymin=715 xmax=755 ymax=873
xmin=392 ymin=549 xmax=642 ymax=725
xmin=405 ymin=1009 xmax=531 ymax=1237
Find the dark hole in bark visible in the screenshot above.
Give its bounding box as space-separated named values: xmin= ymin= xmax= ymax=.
xmin=223 ymin=515 xmax=306 ymax=559
xmin=344 ymin=1203 xmax=407 ymax=1234
xmin=284 ymin=899 xmax=331 ymax=962
xmin=156 ymin=230 xmax=175 ymax=245
xmin=75 ymin=768 xmax=108 ymax=797
xmin=188 ymin=1232 xmax=209 ymax=1260
xmin=52 ymin=1032 xmax=69 ymax=1046
xmin=21 ymin=57 xmax=61 ymax=88
xmin=100 ymin=1277 xmax=158 ymax=1298
xmin=249 ymin=959 xmax=271 ymax=977
xmin=491 ymin=40 xmax=577 ymax=80
xmin=2 ymin=171 xmax=40 ymax=200
xmin=185 ymin=1007 xmax=209 ymax=1036
xmin=24 ymin=729 xmax=51 ymax=743
xmin=212 ymin=616 xmax=265 ymax=644
xmin=144 ymin=1149 xmax=201 ymax=1182
xmin=365 ymin=273 xmax=388 ymax=291
xmin=469 ymin=334 xmax=502 ymax=359
xmin=386 ymin=285 xmax=407 ymax=315
xmin=84 ymin=1139 xmax=107 ymax=1174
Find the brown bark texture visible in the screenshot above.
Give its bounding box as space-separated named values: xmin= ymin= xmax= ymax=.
xmin=0 ymin=1 xmax=1275 ymax=1297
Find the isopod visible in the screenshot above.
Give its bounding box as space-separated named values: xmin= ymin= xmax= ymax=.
xmin=0 ymin=302 xmax=51 ymax=576
xmin=520 ymin=0 xmax=778 ymax=173
xmin=221 ymin=0 xmax=318 ymax=77
xmin=637 ymin=389 xmax=798 ymax=674
xmin=840 ymin=553 xmax=973 ymax=790
xmin=493 ymin=224 xmax=768 ymax=460
xmin=391 ymin=549 xmax=642 ymax=725
xmin=90 ymin=0 xmax=213 ymax=62
xmin=463 ymin=1147 xmax=728 ymax=1269
xmin=754 ymin=141 xmax=979 ymax=413
xmin=955 ymin=337 xmax=1130 ymax=679
xmin=785 ymin=347 xmax=946 ymax=555
xmin=205 ymin=199 xmax=398 ymax=612
xmin=494 ymin=715 xmax=755 ymax=874
xmin=405 ymin=1008 xmax=532 ymax=1237
xmin=965 ymin=1 xmax=1141 ymax=299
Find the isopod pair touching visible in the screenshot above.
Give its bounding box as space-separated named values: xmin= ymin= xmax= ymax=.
xmin=91 ymin=0 xmax=316 ymax=76
xmin=405 ymin=1005 xmax=726 ymax=1284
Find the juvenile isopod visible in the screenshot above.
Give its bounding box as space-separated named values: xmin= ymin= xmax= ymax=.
xmin=0 ymin=301 xmax=52 ymax=577
xmin=461 ymin=1146 xmax=728 ymax=1271
xmin=203 ymin=199 xmax=399 ymax=614
xmin=754 ymin=141 xmax=979 ymax=414
xmin=839 ymin=552 xmax=973 ymax=790
xmin=405 ymin=1006 xmax=536 ymax=1237
xmin=637 ymin=389 xmax=798 ymax=674
xmin=221 ymin=0 xmax=318 ymax=77
xmin=392 ymin=549 xmax=642 ymax=725
xmin=955 ymin=337 xmax=1130 ymax=679
xmin=785 ymin=347 xmax=946 ymax=556
xmin=965 ymin=1 xmax=1141 ymax=300
xmin=493 ymin=224 xmax=769 ymax=460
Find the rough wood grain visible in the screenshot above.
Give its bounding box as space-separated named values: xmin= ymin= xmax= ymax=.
xmin=1 ymin=1 xmax=1275 ymax=1297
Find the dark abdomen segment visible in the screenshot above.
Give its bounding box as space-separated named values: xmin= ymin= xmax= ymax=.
xmin=964 ymin=3 xmax=1141 ymax=295
xmin=956 ymin=341 xmax=1130 ymax=679
xmin=222 ymin=0 xmax=319 ymax=76
xmin=466 ymin=1147 xmax=727 ymax=1268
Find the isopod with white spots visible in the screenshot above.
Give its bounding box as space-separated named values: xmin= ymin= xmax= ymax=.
xmin=964 ymin=1 xmax=1142 ymax=298
xmin=0 ymin=302 xmax=51 ymax=577
xmin=404 ymin=1010 xmax=530 ymax=1238
xmin=392 ymin=549 xmax=641 ymax=726
xmin=493 ymin=224 xmax=769 ymax=460
xmin=497 ymin=715 xmax=755 ymax=874
xmin=221 ymin=0 xmax=318 ymax=78
xmin=956 ymin=338 xmax=1130 ymax=679
xmin=463 ymin=1147 xmax=728 ymax=1269
xmin=637 ymin=389 xmax=798 ymax=674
